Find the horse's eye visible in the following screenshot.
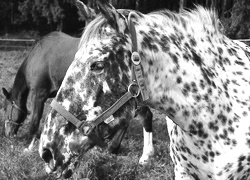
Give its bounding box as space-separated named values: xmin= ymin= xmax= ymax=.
xmin=90 ymin=61 xmax=105 ymax=72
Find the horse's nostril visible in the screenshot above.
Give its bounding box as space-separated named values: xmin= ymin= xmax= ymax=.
xmin=63 ymin=169 xmax=73 ymax=179
xmin=42 ymin=148 xmax=53 ymax=163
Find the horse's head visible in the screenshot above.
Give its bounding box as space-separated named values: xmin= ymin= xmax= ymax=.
xmin=2 ymin=87 xmax=28 ymax=137
xmin=39 ymin=1 xmax=137 ymax=178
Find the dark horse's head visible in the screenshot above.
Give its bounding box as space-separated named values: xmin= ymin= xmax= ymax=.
xmin=2 ymin=88 xmax=28 ymax=137
xmin=39 ymin=1 xmax=139 ymax=179
xmin=1 ymin=0 xmax=96 ymax=138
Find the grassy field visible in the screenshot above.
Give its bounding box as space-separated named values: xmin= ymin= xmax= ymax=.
xmin=0 ymin=49 xmax=174 ymax=180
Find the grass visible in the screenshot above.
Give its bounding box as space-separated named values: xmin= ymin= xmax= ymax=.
xmin=0 ymin=49 xmax=174 ymax=180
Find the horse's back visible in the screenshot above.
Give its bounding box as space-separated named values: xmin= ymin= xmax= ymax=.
xmin=24 ymin=31 xmax=80 ymax=92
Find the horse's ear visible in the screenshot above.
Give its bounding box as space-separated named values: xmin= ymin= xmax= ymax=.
xmin=97 ymin=0 xmax=127 ymax=33
xmin=75 ymin=0 xmax=97 ymax=24
xmin=2 ymin=88 xmax=10 ymax=99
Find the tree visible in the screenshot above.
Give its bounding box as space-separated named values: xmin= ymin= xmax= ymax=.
xmin=222 ymin=0 xmax=250 ymax=39
xmin=0 ymin=0 xmax=249 ymax=39
xmin=0 ymin=1 xmax=11 ymax=34
xmin=17 ymin=0 xmax=76 ymax=32
xmin=0 ymin=0 xmax=21 ymax=35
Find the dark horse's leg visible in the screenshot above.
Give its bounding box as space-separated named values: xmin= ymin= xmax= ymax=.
xmin=107 ymin=123 xmax=129 ymax=154
xmin=25 ymin=89 xmax=47 ymax=151
xmin=136 ymin=106 xmax=154 ymax=164
xmin=107 ymin=105 xmax=154 ymax=164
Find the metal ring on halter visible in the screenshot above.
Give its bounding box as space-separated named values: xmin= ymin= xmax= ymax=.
xmin=128 ymin=82 xmax=140 ymax=98
xmin=80 ymin=122 xmax=95 ymax=136
xmin=131 ymin=52 xmax=141 ymax=65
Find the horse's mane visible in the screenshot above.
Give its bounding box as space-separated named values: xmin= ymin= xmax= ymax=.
xmin=182 ymin=6 xmax=220 ymax=29
xmin=148 ymin=6 xmax=222 ymax=35
xmin=79 ymin=6 xmax=223 ymax=49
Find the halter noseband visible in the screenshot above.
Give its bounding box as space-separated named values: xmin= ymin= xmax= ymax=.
xmin=50 ymin=12 xmax=149 ymax=148
xmin=5 ymin=101 xmax=27 ymax=126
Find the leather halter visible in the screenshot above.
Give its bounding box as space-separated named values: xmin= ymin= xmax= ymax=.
xmin=50 ymin=12 xmax=149 ymax=148
xmin=5 ymin=101 xmax=27 ymax=126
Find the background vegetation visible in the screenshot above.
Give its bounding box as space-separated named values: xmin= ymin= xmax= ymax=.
xmin=0 ymin=0 xmax=250 ymax=39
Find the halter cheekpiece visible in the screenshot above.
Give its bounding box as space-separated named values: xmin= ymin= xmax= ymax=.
xmin=5 ymin=101 xmax=27 ymax=126
xmin=50 ymin=12 xmax=149 ymax=148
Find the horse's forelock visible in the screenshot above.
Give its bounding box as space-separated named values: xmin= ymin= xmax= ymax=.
xmin=78 ymin=9 xmax=141 ymax=51
xmin=78 ymin=15 xmax=107 ymax=49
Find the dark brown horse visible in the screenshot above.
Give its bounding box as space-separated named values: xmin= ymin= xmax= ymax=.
xmin=1 ymin=0 xmax=95 ymax=151
xmin=2 ymin=31 xmax=80 ymax=149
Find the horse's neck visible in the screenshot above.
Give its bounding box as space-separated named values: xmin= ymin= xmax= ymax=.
xmin=135 ymin=17 xmax=204 ymax=130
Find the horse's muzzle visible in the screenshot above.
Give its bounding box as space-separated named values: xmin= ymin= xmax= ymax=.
xmin=41 ymin=148 xmax=56 ymax=173
xmin=4 ymin=120 xmax=17 ymax=137
xmin=41 ymin=147 xmax=79 ymax=179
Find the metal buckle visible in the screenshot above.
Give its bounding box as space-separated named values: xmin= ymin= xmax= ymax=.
xmin=79 ymin=121 xmax=107 ymax=148
xmin=128 ymin=82 xmax=140 ymax=98
xmin=131 ymin=52 xmax=141 ymax=65
xmin=80 ymin=122 xmax=95 ymax=136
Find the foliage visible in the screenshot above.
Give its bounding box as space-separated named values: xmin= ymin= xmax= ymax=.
xmin=17 ymin=0 xmax=75 ymax=31
xmin=0 ymin=0 xmax=11 ymax=21
xmin=0 ymin=0 xmax=250 ymax=38
xmin=222 ymin=0 xmax=250 ymax=39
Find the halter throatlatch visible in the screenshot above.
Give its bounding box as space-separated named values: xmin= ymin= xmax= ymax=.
xmin=50 ymin=12 xmax=149 ymax=148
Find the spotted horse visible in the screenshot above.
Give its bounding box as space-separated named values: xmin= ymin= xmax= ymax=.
xmin=39 ymin=0 xmax=250 ymax=179
xmin=2 ymin=0 xmax=154 ymax=159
